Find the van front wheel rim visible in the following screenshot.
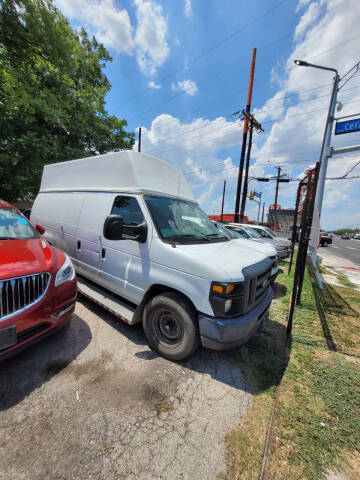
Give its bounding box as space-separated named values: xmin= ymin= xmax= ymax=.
xmin=154 ymin=310 xmax=183 ymax=344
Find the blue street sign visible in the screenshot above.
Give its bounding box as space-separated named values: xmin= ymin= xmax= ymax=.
xmin=335 ymin=118 xmax=360 ymax=135
xmin=253 ymin=191 xmax=261 ymax=198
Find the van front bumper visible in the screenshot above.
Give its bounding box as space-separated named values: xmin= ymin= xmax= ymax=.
xmin=199 ymin=287 xmax=273 ymax=351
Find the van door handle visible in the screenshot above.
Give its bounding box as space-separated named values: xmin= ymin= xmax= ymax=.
xmin=77 ymin=240 xmax=81 ymax=250
xmin=101 ymin=248 xmax=106 ymax=259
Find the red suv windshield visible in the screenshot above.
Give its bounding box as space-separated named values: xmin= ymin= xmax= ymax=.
xmin=0 ymin=207 xmax=38 ymax=240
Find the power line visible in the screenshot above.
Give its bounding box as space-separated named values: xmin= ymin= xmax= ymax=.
xmin=185 ymin=153 xmax=360 ymax=183
xmin=118 ymin=0 xmax=355 ymax=123
xmin=139 ymin=78 xmax=360 ymax=157
xmin=113 ymin=0 xmax=290 ymax=110
xmin=143 ymin=95 xmax=360 ymax=159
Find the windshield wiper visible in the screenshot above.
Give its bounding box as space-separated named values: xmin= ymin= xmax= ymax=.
xmin=205 ymin=233 xmax=228 ymax=240
xmin=0 ymin=237 xmax=15 ymax=240
xmin=167 ymin=234 xmax=212 ymax=242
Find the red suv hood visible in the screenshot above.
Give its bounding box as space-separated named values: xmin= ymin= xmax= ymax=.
xmin=0 ymin=239 xmax=64 ymax=280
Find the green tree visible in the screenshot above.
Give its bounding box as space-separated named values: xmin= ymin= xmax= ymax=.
xmin=0 ymin=0 xmax=135 ymax=202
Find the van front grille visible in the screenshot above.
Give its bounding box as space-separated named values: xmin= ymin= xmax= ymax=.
xmin=0 ymin=273 xmax=51 ymax=321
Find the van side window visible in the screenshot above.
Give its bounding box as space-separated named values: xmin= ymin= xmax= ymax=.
xmin=111 ymin=196 xmax=144 ymax=240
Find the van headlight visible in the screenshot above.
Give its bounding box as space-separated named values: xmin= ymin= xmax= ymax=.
xmin=55 ymin=254 xmax=75 ymax=287
xmin=209 ymin=281 xmax=244 ymax=317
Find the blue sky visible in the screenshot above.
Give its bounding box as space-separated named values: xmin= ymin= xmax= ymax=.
xmin=56 ymin=0 xmax=360 ymax=230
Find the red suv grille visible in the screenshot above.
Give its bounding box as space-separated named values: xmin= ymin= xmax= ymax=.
xmin=0 ymin=273 xmax=51 ymax=321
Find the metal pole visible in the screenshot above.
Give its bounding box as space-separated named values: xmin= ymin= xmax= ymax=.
xmin=257 ymin=192 xmax=262 ymax=224
xmin=274 ymin=166 xmax=281 ymax=206
xmin=240 ymin=120 xmax=254 ymax=222
xmin=234 ymin=48 xmax=257 ymax=222
xmin=261 ymin=203 xmax=265 ymax=223
xmin=314 ymin=73 xmax=339 ymax=215
xmin=220 ymin=180 xmax=226 ymax=222
xmin=288 ymin=180 xmax=303 ymax=274
xmin=138 ymin=127 xmax=142 ymax=152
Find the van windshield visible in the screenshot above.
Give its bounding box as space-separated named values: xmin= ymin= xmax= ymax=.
xmin=145 ymin=196 xmax=228 ymax=244
xmin=0 ymin=207 xmax=38 ymax=240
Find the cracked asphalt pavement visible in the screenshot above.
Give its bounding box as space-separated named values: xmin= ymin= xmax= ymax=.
xmin=0 ymin=297 xmax=251 ymax=480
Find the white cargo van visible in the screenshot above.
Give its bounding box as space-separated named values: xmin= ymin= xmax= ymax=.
xmin=31 ymin=151 xmax=273 ymax=360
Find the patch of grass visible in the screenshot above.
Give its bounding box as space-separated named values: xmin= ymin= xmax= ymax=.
xmin=220 ymin=394 xmax=273 ymax=480
xmin=220 ymin=310 xmax=287 ymax=479
xmin=221 ymin=259 xmax=360 ymax=480
xmin=270 ymin=348 xmax=360 ymax=480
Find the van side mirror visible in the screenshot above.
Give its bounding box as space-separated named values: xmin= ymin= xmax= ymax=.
xmin=126 ymin=221 xmax=147 ymax=243
xmin=104 ymin=215 xmax=123 ymax=240
xmin=35 ymin=223 xmax=46 ymax=235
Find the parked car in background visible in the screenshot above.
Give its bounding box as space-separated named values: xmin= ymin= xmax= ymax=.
xmin=244 ymin=224 xmax=292 ymax=257
xmin=212 ymin=221 xmax=278 ymax=282
xmin=354 ymin=233 xmax=360 ymax=240
xmin=227 ymin=223 xmax=291 ymax=259
xmin=342 ymin=234 xmax=350 ymax=239
xmin=31 ymin=151 xmax=275 ymax=361
xmin=0 ymin=200 xmax=77 ymax=360
xmin=319 ymin=232 xmax=333 ymax=247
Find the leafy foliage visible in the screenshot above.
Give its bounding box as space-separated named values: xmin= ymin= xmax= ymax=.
xmin=0 ymin=0 xmax=134 ymax=201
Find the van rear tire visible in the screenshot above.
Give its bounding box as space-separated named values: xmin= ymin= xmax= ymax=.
xmin=142 ymin=292 xmax=200 ymax=361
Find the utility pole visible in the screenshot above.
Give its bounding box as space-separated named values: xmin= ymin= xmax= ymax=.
xmin=138 ymin=127 xmax=142 ymax=152
xmin=234 ymin=48 xmax=257 ymax=222
xmin=240 ymin=111 xmax=263 ymax=222
xmin=220 ymin=180 xmax=226 ymax=222
xmin=261 ymin=203 xmax=265 ymax=223
xmin=274 ymin=166 xmax=281 ymax=206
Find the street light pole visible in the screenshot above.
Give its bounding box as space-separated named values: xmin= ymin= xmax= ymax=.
xmin=294 ymin=60 xmax=339 ymax=216
xmin=315 ymin=73 xmax=339 ymax=215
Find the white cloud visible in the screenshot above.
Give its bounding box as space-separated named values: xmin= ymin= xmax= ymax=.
xmin=184 ymin=0 xmax=192 ymax=18
xmin=132 ymin=113 xmax=243 ymax=212
xmin=148 ymin=81 xmax=162 ymax=89
xmin=294 ymin=1 xmax=322 ymax=40
xmin=55 ymin=0 xmax=134 ymax=54
xmin=56 ymin=0 xmax=170 ymax=76
xmin=296 ymin=0 xmax=312 ymax=13
xmin=171 ymin=79 xmax=198 ymax=96
xmin=254 ymin=0 xmax=360 ymax=170
xmin=134 ymin=0 xmax=170 ymax=76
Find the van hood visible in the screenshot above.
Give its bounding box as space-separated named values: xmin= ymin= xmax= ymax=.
xmin=165 ymin=239 xmax=268 ymax=282
xmin=233 ymin=238 xmax=277 ymax=257
xmin=0 ymin=239 xmax=63 ymax=280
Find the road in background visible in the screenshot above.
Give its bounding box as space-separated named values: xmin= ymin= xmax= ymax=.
xmin=324 ymin=236 xmax=360 ymax=265
xmin=319 ymin=235 xmax=360 ymax=288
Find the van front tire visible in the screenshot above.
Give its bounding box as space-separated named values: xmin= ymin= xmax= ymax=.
xmin=142 ymin=292 xmax=200 ymax=361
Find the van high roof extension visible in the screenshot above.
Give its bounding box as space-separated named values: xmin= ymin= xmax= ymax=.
xmin=40 ymin=151 xmax=194 ymax=201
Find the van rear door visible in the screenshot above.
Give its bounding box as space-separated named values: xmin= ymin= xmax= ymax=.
xmin=76 ymin=193 xmax=112 ymax=282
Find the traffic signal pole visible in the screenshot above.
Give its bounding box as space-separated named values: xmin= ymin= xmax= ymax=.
xmin=234 ymin=48 xmax=257 ymax=222
xmin=274 ymin=166 xmax=281 ymax=206
xmin=220 ymin=180 xmax=226 ymax=222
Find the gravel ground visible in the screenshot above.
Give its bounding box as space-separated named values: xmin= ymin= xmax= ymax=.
xmin=0 ymin=297 xmax=251 ymax=480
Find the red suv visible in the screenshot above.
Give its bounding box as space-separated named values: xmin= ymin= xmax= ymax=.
xmin=0 ymin=200 xmax=77 ymax=360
